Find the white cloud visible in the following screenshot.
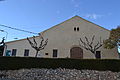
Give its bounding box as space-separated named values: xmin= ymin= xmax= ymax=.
xmin=84 ymin=14 xmax=104 ymax=19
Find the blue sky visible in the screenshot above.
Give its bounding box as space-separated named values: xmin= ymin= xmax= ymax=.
xmin=0 ymin=0 xmax=120 ymax=42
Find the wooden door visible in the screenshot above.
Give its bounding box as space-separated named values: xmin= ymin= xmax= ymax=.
xmin=70 ymin=47 xmax=83 ymax=59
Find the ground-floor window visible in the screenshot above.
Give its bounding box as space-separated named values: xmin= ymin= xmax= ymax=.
xmin=5 ymin=50 xmax=11 ymax=56
xmin=12 ymin=49 xmax=17 ymax=56
xmin=53 ymin=49 xmax=58 ymax=57
xmin=95 ymin=51 xmax=101 ymax=59
xmin=24 ymin=49 xmax=29 ymax=56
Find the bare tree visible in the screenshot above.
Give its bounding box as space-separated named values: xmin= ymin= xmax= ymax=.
xmin=27 ymin=36 xmax=48 ymax=57
xmin=79 ymin=35 xmax=103 ymax=58
xmin=0 ymin=37 xmax=5 ymax=46
xmin=0 ymin=37 xmax=5 ymax=56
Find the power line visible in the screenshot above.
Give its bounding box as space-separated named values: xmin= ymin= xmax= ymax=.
xmin=0 ymin=24 xmax=39 ymax=35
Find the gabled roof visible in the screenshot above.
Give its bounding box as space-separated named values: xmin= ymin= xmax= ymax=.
xmin=6 ymin=15 xmax=110 ymax=44
xmin=41 ymin=15 xmax=110 ymax=34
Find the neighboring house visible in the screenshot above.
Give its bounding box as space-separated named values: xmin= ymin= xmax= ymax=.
xmin=3 ymin=16 xmax=119 ymax=59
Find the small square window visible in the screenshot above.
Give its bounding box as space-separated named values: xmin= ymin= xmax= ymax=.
xmin=45 ymin=53 xmax=48 ymax=55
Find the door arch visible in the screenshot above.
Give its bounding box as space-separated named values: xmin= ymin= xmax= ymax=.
xmin=70 ymin=47 xmax=83 ymax=59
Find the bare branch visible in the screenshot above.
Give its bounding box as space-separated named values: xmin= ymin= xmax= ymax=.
xmin=94 ymin=41 xmax=100 ymax=50
xmin=39 ymin=36 xmax=44 ymax=48
xmin=85 ymin=36 xmax=93 ymax=50
xmin=94 ymin=37 xmax=103 ymax=51
xmin=39 ymin=38 xmax=48 ymax=50
xmin=79 ymin=35 xmax=103 ymax=56
xmin=27 ymin=37 xmax=36 ymax=49
xmin=27 ymin=36 xmax=48 ymax=57
xmin=33 ymin=36 xmax=37 ymax=47
xmin=85 ymin=36 xmax=90 ymax=45
xmin=95 ymin=44 xmax=102 ymax=51
xmin=80 ymin=38 xmax=87 ymax=46
xmin=90 ymin=35 xmax=95 ymax=45
xmin=79 ymin=38 xmax=90 ymax=50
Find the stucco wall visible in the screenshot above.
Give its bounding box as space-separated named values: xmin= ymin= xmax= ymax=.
xmin=3 ymin=16 xmax=119 ymax=59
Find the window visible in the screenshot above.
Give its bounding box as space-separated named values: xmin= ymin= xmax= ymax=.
xmin=45 ymin=53 xmax=48 ymax=55
xmin=5 ymin=50 xmax=11 ymax=56
xmin=74 ymin=27 xmax=76 ymax=31
xmin=53 ymin=49 xmax=58 ymax=57
xmin=12 ymin=49 xmax=17 ymax=56
xmin=77 ymin=27 xmax=79 ymax=31
xmin=74 ymin=27 xmax=79 ymax=31
xmin=95 ymin=51 xmax=101 ymax=59
xmin=24 ymin=49 xmax=29 ymax=56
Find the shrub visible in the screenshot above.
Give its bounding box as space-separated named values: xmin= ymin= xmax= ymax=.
xmin=0 ymin=57 xmax=120 ymax=72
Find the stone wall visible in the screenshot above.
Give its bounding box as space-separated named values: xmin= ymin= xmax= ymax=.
xmin=0 ymin=68 xmax=120 ymax=80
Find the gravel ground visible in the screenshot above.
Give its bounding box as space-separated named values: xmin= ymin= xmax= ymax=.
xmin=0 ymin=68 xmax=119 ymax=80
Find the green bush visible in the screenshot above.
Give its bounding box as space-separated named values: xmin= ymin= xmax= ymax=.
xmin=0 ymin=56 xmax=120 ymax=72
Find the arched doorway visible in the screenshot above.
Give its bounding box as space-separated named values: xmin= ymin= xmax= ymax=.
xmin=70 ymin=47 xmax=83 ymax=59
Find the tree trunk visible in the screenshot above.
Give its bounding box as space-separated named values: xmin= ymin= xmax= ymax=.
xmin=95 ymin=53 xmax=97 ymax=59
xmin=35 ymin=50 xmax=38 ymax=57
xmin=93 ymin=52 xmax=97 ymax=59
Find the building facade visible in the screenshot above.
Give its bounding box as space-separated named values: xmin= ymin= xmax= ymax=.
xmin=3 ymin=16 xmax=119 ymax=59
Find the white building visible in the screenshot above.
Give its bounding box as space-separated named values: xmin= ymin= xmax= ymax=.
xmin=3 ymin=16 xmax=119 ymax=59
